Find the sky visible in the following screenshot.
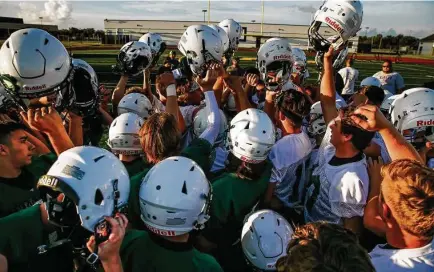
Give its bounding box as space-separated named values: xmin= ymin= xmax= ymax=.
xmin=0 ymin=0 xmax=433 ymax=38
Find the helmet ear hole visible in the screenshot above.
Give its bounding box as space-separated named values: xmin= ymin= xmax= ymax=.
xmin=94 ymin=189 xmax=104 ymax=205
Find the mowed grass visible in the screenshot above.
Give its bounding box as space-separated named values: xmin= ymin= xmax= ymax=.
xmin=72 ymin=49 xmax=434 ymax=89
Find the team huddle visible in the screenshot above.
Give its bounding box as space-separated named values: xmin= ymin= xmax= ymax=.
xmin=0 ymin=0 xmax=433 ymax=271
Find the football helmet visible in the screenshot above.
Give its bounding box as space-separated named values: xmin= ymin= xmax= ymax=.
xmin=0 ymin=28 xmax=72 ymax=108
xmin=226 ymin=108 xmax=276 ymax=164
xmin=209 ymin=25 xmax=230 ymax=55
xmin=193 ymin=105 xmax=228 ymax=144
xmin=139 ymin=156 xmax=211 ymax=236
xmin=241 ymin=210 xmax=293 ymax=271
xmin=390 ymin=88 xmax=434 ymax=140
xmin=37 ymin=146 xmax=130 ymax=233
xmin=57 ymin=59 xmax=100 ymax=117
xmin=308 ymin=100 xmax=343 ymax=137
xmin=178 ymin=25 xmax=223 ymax=75
xmin=113 ymin=41 xmax=152 ymax=76
xmin=117 ymin=93 xmax=153 ymax=119
xmin=308 ymin=0 xmax=363 ymax=52
xmin=257 ymin=38 xmax=293 ymax=90
xmin=218 ymin=19 xmax=242 ymax=54
xmin=108 ymin=113 xmax=144 ymax=155
xmin=139 ymin=33 xmax=166 ymax=66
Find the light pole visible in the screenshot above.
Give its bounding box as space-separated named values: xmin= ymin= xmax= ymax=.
xmin=261 ymin=0 xmax=264 ymax=35
xmin=208 ymin=0 xmax=210 ymax=24
xmin=202 ymin=10 xmax=207 ymax=23
xmin=365 ymin=26 xmax=369 ymax=37
xmin=39 ymin=17 xmax=43 ymax=27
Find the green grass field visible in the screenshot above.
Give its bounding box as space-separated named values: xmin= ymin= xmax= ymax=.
xmin=71 ymin=49 xmax=434 ymax=90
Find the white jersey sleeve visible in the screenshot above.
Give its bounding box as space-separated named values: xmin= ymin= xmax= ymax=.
xmin=328 ymin=171 xmax=368 ymax=218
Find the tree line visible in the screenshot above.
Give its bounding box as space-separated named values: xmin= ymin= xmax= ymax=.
xmin=358 ymin=34 xmax=420 ymax=50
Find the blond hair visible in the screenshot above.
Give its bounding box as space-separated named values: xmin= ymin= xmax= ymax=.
xmin=139 ymin=112 xmax=181 ymax=164
xmin=381 ymin=159 xmax=434 ymax=239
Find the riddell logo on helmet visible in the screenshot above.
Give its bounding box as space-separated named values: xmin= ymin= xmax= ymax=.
xmin=273 ymin=55 xmax=291 ymax=61
xmin=416 ymin=120 xmax=434 ymax=126
xmin=24 ymin=84 xmax=47 ymax=91
xmin=146 ymin=224 xmax=176 ymax=236
xmin=325 ymin=17 xmax=344 ymax=34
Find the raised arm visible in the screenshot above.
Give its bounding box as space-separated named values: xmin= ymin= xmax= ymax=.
xmin=320 ymin=47 xmax=338 ymax=125
xmin=195 ymin=66 xmax=222 ymax=146
xmin=111 ymin=75 xmax=129 ymax=115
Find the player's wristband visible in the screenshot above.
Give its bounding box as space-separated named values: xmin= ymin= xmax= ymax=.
xmin=166 ymin=84 xmax=177 ymax=97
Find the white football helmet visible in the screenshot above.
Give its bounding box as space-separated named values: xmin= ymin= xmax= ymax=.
xmin=209 ymin=25 xmax=230 ymax=54
xmin=139 ymin=156 xmax=211 ymax=236
xmin=226 ymin=108 xmax=276 ymax=164
xmin=257 ymin=38 xmax=293 ymax=90
xmin=241 ymin=210 xmax=293 ymax=271
xmin=291 ymin=48 xmax=310 ymax=85
xmin=115 ymin=41 xmax=152 ymax=76
xmin=139 ymin=33 xmax=166 ymax=65
xmin=0 ymin=28 xmax=72 ymax=106
xmin=360 ymin=76 xmax=381 ymax=88
xmin=390 ymin=88 xmax=434 ymax=135
xmin=117 ymin=93 xmax=153 ymax=119
xmin=108 ymin=113 xmax=144 ymax=155
xmin=36 ymin=146 xmax=130 ymax=232
xmin=178 ymin=25 xmax=223 ymax=75
xmin=380 ymin=94 xmax=398 ymax=117
xmin=308 ymin=100 xmax=343 ymax=136
xmin=193 ymin=106 xmax=228 ymax=144
xmin=218 ymin=19 xmax=242 ymax=53
xmin=308 ymin=0 xmax=363 ymax=52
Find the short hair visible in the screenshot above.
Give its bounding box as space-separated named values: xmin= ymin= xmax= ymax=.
xmin=139 ymin=112 xmax=181 ymax=164
xmin=346 ymin=57 xmax=354 ymax=66
xmin=340 ymin=106 xmax=375 ymax=151
xmin=383 ymin=60 xmax=393 ymax=70
xmin=0 ymin=121 xmax=27 ymax=145
xmin=125 ymin=86 xmax=144 ymax=95
xmin=357 ymin=86 xmax=385 ymax=107
xmin=276 ymin=89 xmax=312 ymax=127
xmin=276 ymin=222 xmax=375 ymax=272
xmin=381 ymin=159 xmax=434 ymax=239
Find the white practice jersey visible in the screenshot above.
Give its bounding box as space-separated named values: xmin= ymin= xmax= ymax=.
xmin=338 ymin=67 xmax=359 ymax=95
xmin=268 ymin=131 xmax=312 ymax=208
xmin=304 ymin=126 xmax=370 ymax=225
xmin=370 ymin=240 xmax=434 ymax=272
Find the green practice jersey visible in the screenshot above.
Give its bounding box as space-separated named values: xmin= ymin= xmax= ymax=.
xmin=0 ymin=153 xmax=56 ymax=217
xmin=120 ymin=230 xmax=223 ymax=272
xmin=202 ymin=162 xmax=272 ymax=271
xmin=122 ymin=157 xmax=151 ymax=177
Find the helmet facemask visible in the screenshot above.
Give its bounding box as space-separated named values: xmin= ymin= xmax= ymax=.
xmin=261 ymin=61 xmax=291 ymax=91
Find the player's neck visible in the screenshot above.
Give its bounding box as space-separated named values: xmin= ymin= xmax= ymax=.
xmin=281 ymin=121 xmax=301 ymax=136
xmin=119 ymin=154 xmax=140 ymax=162
xmin=386 ymin=225 xmax=432 ymax=249
xmin=334 ymin=143 xmax=359 ymax=159
xmin=164 ymin=233 xmax=189 ymax=243
xmin=0 ymin=158 xmax=22 ymax=178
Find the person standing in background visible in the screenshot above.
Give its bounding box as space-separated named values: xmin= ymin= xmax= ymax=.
xmin=338 ymin=58 xmax=359 ymax=99
xmin=166 ymin=50 xmax=180 ymax=69
xmin=373 ymin=60 xmax=405 ymax=94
